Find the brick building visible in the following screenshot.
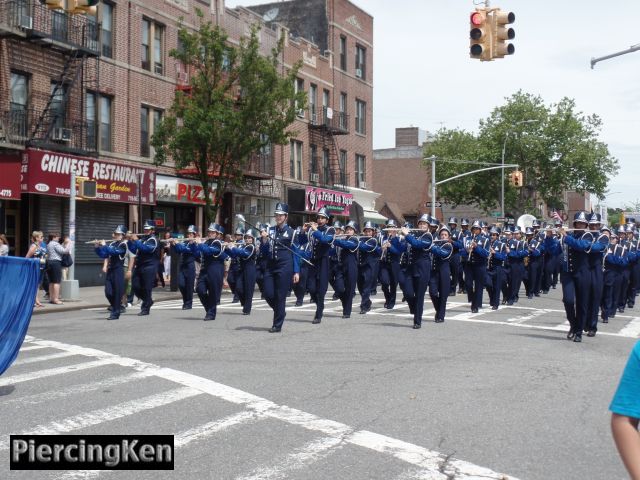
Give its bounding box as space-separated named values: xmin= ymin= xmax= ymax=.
xmin=0 ymin=0 xmax=378 ymax=285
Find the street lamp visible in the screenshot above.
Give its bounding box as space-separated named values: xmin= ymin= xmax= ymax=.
xmin=501 ymin=119 xmax=538 ymax=217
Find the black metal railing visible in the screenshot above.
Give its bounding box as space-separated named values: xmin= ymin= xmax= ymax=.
xmin=245 ymin=152 xmax=274 ymax=178
xmin=0 ymin=0 xmax=99 ymax=56
xmin=308 ymin=169 xmax=349 ymax=188
xmin=308 ymin=107 xmax=349 ymax=134
xmin=0 ymin=108 xmax=29 ymax=145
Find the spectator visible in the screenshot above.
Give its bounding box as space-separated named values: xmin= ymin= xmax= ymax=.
xmin=0 ymin=234 xmax=9 ymax=256
xmin=61 ymin=234 xmax=71 ymax=280
xmin=25 ymin=231 xmax=46 ymax=307
xmin=46 ymin=232 xmax=72 ymax=305
xmin=610 ymin=340 xmax=640 ymax=479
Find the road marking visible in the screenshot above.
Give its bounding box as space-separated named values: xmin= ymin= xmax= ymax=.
xmin=619 ymin=317 xmax=640 ymax=337
xmin=0 ymin=386 xmax=201 ymax=451
xmin=506 ymin=308 xmax=552 ymax=324
xmin=13 ymin=351 xmax=78 ymax=365
xmin=236 ymin=435 xmax=347 ymax=480
xmin=0 ymin=359 xmax=114 ymax=387
xmin=20 ymin=337 xmax=516 ymax=479
xmin=19 ymin=345 xmax=50 ymax=352
xmin=2 ymin=371 xmax=155 ymax=407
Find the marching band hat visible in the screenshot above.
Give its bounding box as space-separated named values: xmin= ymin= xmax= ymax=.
xmin=448 ymin=217 xmax=458 ymax=225
xmin=235 ymin=227 xmax=245 ymax=235
xmin=114 ymin=225 xmax=126 ymax=235
xmin=386 ymin=219 xmax=398 ymax=228
xmin=588 ymin=213 xmax=601 ymax=225
xmin=274 ymin=202 xmax=289 ymax=215
xmin=417 ymin=213 xmax=430 ymax=224
xmin=489 ymin=226 xmax=500 ymax=235
xmin=207 ymin=222 xmax=217 ymax=232
xmin=317 ymin=207 xmax=331 ymax=219
xmin=216 ymin=224 xmax=225 ymax=235
xmin=460 ymin=218 xmax=470 ymax=226
xmin=187 ymin=225 xmax=198 ymax=234
xmin=345 ymin=220 xmax=358 ymax=231
xmin=244 ymin=228 xmax=258 ymax=238
xmin=554 ymin=219 xmax=563 ymax=226
xmin=403 ymin=221 xmax=414 ymax=229
xmin=525 ymin=227 xmax=534 ymax=235
xmin=532 ymin=219 xmax=540 ymax=228
xmin=143 ymin=219 xmax=155 ymax=230
xmin=471 ymin=220 xmax=482 ymax=229
xmin=611 ymin=232 xmax=618 ymax=239
xmin=573 ymin=211 xmax=588 ymax=224
xmin=429 ymin=216 xmax=439 ymax=227
xmin=333 ymin=220 xmax=344 ymax=229
xmin=439 ymin=225 xmax=451 ymax=235
xmin=504 ymin=226 xmax=514 ymax=234
xmin=600 ymin=225 xmax=611 ymax=234
xmin=626 ymin=224 xmax=634 ymax=233
xmin=513 ymin=226 xmax=522 ymax=233
xmin=363 ymin=221 xmax=375 ymax=231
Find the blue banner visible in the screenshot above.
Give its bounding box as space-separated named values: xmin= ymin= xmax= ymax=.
xmin=0 ymin=256 xmax=40 ymax=376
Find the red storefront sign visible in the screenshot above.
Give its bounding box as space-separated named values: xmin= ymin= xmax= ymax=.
xmin=305 ymin=186 xmax=353 ymax=216
xmin=0 ymin=154 xmax=22 ymax=200
xmin=22 ymin=149 xmax=156 ymax=205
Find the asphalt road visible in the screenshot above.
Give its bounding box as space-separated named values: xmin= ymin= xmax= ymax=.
xmin=2 ymin=287 xmax=637 ymax=480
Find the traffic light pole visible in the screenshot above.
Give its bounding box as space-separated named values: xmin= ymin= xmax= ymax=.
xmin=591 ymin=44 xmax=640 ymax=69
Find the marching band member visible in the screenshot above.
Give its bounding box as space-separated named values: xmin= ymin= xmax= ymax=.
xmin=448 ymin=217 xmax=461 ymax=297
xmin=357 ymin=221 xmax=380 ymax=315
xmin=302 ymin=207 xmax=335 ymax=325
xmin=329 ymin=220 xmax=344 ymax=301
xmin=430 ymin=225 xmax=453 ymax=323
xmin=228 ymin=229 xmax=258 ymax=315
xmin=396 ymin=222 xmax=412 ymax=304
xmin=255 ymin=223 xmax=269 ymax=299
xmin=560 ymin=211 xmax=593 ymax=342
xmin=466 ymin=220 xmax=490 ymax=313
xmin=486 ymin=226 xmax=508 ymax=310
xmin=525 ymin=227 xmax=544 ymax=299
xmin=507 ymin=226 xmax=527 ymax=305
xmin=457 ymin=218 xmax=471 ymax=295
xmin=94 ymin=225 xmax=128 ymax=320
xmin=260 ymin=203 xmax=296 ymax=333
xmin=333 ymin=221 xmax=359 ymax=318
xmin=227 ymin=227 xmax=245 ymax=303
xmin=500 ymin=226 xmax=513 ymax=304
xmin=292 ymin=227 xmax=311 ymax=307
xmin=617 ymin=225 xmax=632 ymax=314
xmin=602 ymin=229 xmax=625 ymax=323
xmin=585 ymin=214 xmax=608 ymax=337
xmin=128 ymin=219 xmax=159 ymax=316
xmin=398 ymin=214 xmax=433 ymax=329
xmin=172 ymin=225 xmax=199 ymax=310
xmin=625 ymin=223 xmax=639 ymax=309
xmin=379 ymin=219 xmax=401 ymax=310
xmin=196 ymin=223 xmax=227 ymax=321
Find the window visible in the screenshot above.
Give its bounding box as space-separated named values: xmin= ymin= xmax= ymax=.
xmin=51 ymin=10 xmax=68 ymax=42
xmin=50 ymin=82 xmax=68 ymax=130
xmin=355 ymin=99 xmax=366 ymax=135
xmin=309 ymin=83 xmax=317 ymax=122
xmin=100 ymin=2 xmax=113 ymax=58
xmin=322 ymin=149 xmax=330 ymax=185
xmin=86 ymin=92 xmax=112 ymax=151
xmin=289 ymin=140 xmax=303 ymax=180
xmin=140 ymin=106 xmax=163 ymax=157
xmin=294 ymin=78 xmax=304 ymax=116
xmin=142 ymin=19 xmax=164 ymax=74
xmin=339 ymin=35 xmax=347 ymax=71
xmin=99 ymin=96 xmax=112 ymax=151
xmin=322 ymin=89 xmax=330 ymax=109
xmin=310 ymin=144 xmax=318 ymax=179
xmin=356 ymin=154 xmax=366 ymax=188
xmin=10 ymin=72 xmax=28 ymax=137
xmin=355 ymin=44 xmax=366 ymax=79
xmin=339 ymin=150 xmax=347 ymax=184
xmin=339 ymin=92 xmax=347 ymax=129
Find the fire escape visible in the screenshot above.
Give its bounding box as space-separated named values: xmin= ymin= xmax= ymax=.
xmin=0 ymin=0 xmax=100 ymax=155
xmin=307 ymin=106 xmax=349 ymax=191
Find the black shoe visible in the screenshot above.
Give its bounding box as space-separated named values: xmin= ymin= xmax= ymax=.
xmin=359 ymin=309 xmax=367 ymax=314
xmin=527 ymin=294 xmax=533 ymax=299
xmin=401 ymin=296 xmax=406 ymax=302
xmin=552 ymin=285 xmax=556 ymax=289
xmin=412 ymin=324 xmax=421 ymax=329
xmin=383 ymin=302 xmax=388 ymax=309
xmin=587 ymin=330 xmax=596 ymax=337
xmin=491 ymin=306 xmax=498 ymax=310
xmin=232 ymin=299 xmax=240 ymax=304
xmin=268 ymin=327 xmax=281 ymax=333
xmin=182 ymin=305 xmax=191 ymax=310
xmin=501 ymin=299 xmax=507 ymax=305
xmin=242 ymin=311 xmax=250 ymax=315
xmin=450 ymin=291 xmax=456 ymax=297
xmin=471 ymin=308 xmax=478 ymax=313
xmin=435 ymin=318 xmax=444 ymax=323
xmin=107 ymin=306 xmax=113 ymax=312
xmin=567 ymin=330 xmax=575 ymax=340
xmin=534 ymin=293 xmax=540 ymax=297
xmin=603 ymin=318 xmax=609 ymax=323
xmin=138 ymin=311 xmax=149 ymax=316
xmin=332 ymin=294 xmax=339 ymax=300
xmin=573 ymin=335 xmax=582 ymax=343
xmin=507 ymin=300 xmax=514 ymax=306
xmin=342 ymin=315 xmax=350 ymax=319
xmin=119 ymin=306 xmax=127 ymax=313
xmin=294 ymin=302 xmax=303 ymax=307
xmin=203 ymin=315 xmax=215 ymax=321
xmin=618 ymin=307 xmax=625 ymax=313
xmin=107 ymin=315 xmax=119 ymax=320
xmin=312 ymin=317 xmax=321 ymax=324
xmin=542 ymin=290 xmax=549 ymax=294
xmin=628 ymin=303 xmax=634 ymax=309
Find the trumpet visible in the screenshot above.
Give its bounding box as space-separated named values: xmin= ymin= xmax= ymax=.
xmin=382 ymin=227 xmax=428 ymax=232
xmin=159 ymin=237 xmax=196 ymax=243
xmin=84 ymin=239 xmax=113 ymax=244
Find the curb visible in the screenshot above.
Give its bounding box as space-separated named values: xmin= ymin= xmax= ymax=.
xmin=32 ymin=294 xmax=184 ymax=315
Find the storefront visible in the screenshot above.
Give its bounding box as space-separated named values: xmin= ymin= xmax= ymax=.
xmin=0 ymin=153 xmax=22 ymax=255
xmin=224 ymin=178 xmax=282 ymax=233
xmin=155 ymin=175 xmax=206 ymax=235
xmin=285 ymin=185 xmax=354 ymax=227
xmin=21 ymin=148 xmax=156 ymax=286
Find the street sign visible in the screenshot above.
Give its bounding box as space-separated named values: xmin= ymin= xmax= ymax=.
xmin=425 ymin=201 xmax=442 ymax=207
xmin=497 ymin=217 xmax=507 ymax=222
xmin=490 ymin=211 xmax=500 ymax=217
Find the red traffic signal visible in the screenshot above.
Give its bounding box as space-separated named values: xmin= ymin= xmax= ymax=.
xmin=469 ymin=10 xmax=492 ymax=61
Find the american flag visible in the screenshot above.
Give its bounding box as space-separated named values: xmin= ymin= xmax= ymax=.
xmin=551 ymin=210 xmax=562 ymax=222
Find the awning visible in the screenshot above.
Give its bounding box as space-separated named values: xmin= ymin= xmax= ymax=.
xmin=363 ymin=210 xmax=387 ymax=223
xmin=0 ymin=154 xmax=22 ymax=200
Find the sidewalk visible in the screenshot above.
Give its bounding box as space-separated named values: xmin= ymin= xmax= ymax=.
xmin=32 ymin=286 xmax=187 ymax=315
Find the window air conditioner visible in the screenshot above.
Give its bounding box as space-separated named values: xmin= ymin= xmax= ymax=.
xmin=310 ymin=173 xmax=320 ymax=183
xmin=297 ymin=108 xmax=305 ymax=118
xmin=52 ymin=127 xmax=72 ymax=142
xmin=19 ymin=15 xmax=33 ymax=30
xmin=355 ymin=68 xmax=362 ymax=78
xmin=359 ymin=181 xmax=367 ymax=189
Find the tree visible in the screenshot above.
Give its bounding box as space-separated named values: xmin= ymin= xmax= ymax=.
xmin=152 ymin=11 xmax=306 ymax=223
xmin=424 ymin=91 xmax=619 ymax=217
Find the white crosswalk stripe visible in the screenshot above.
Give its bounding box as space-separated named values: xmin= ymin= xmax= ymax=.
xmin=2 ymin=337 xmax=517 ymax=479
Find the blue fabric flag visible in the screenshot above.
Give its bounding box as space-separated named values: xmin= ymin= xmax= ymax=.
xmin=0 ymin=256 xmax=40 ymax=376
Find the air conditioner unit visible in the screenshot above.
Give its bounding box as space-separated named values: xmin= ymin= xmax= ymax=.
xmin=310 ymin=173 xmax=320 ymax=183
xmin=154 ymin=64 xmax=163 ymax=75
xmin=297 ymin=108 xmax=305 ymax=118
xmin=355 ymin=68 xmax=362 ymax=78
xmin=359 ymin=181 xmax=367 ymax=189
xmin=19 ymin=15 xmax=33 ymax=30
xmin=52 ymin=127 xmax=72 ymax=142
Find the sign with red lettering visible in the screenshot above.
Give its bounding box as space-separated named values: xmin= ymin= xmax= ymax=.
xmin=156 ymin=175 xmax=218 ymax=205
xmin=22 ymin=149 xmax=156 ymax=205
xmin=305 ymin=186 xmax=353 ymax=216
xmin=0 ymin=154 xmax=22 ymax=200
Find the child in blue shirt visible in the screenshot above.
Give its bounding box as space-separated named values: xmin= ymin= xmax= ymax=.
xmin=610 ymin=340 xmax=640 ymax=479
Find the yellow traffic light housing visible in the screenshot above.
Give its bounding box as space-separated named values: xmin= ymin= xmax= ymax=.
xmin=492 ymin=9 xmax=515 ymax=59
xmin=470 ymin=9 xmax=492 ymax=61
xmin=511 ymin=171 xmax=523 ymax=187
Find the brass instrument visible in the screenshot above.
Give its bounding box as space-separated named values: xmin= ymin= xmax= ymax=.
xmin=382 ymin=227 xmax=428 ymax=232
xmin=159 ymin=237 xmax=196 ymax=243
xmin=84 ymin=239 xmax=113 ymax=244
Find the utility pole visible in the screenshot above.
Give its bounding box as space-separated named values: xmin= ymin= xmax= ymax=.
xmin=591 ymin=44 xmax=640 ymax=69
xmin=60 ymin=172 xmax=79 ymax=300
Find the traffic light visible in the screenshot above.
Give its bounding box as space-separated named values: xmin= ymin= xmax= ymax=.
xmin=40 ymin=0 xmax=64 ymax=10
xmin=492 ymin=9 xmax=515 ymax=59
xmin=74 ymin=0 xmax=99 ymax=15
xmin=470 ymin=9 xmax=492 ymax=61
xmin=510 ymin=171 xmax=523 ymax=187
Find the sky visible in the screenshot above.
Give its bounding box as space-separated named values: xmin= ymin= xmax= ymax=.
xmin=226 ymin=0 xmax=640 ymax=209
